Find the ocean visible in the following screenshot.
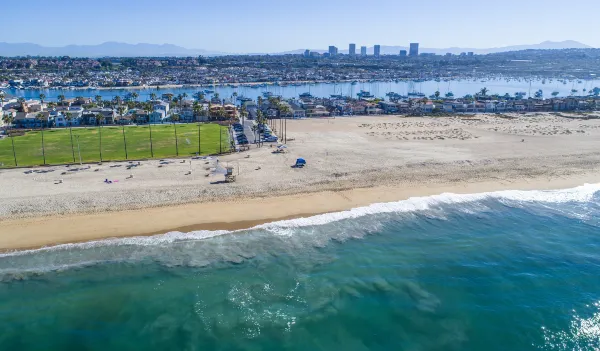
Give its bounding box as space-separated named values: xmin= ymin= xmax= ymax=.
xmin=1 ymin=185 xmax=600 ymax=350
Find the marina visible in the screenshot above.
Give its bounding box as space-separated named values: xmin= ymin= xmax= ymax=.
xmin=5 ymin=78 xmax=598 ymax=103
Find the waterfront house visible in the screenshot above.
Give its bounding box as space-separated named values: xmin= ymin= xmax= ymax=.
xmin=379 ymin=101 xmax=398 ymax=114
xmin=442 ymin=102 xmax=454 ymax=113
xmin=289 ymin=102 xmax=306 ymax=118
xmin=153 ymin=101 xmax=170 ymax=114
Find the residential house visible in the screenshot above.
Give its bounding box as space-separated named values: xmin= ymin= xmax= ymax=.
xmin=13 ymin=111 xmax=50 ymax=128
xmin=289 ymin=102 xmax=306 ymax=118
xmin=442 ymin=101 xmax=454 ymax=113
xmin=379 ymin=101 xmax=398 ymax=114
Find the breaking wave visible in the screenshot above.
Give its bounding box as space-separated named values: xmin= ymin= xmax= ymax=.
xmin=1 ymin=183 xmax=599 ymax=258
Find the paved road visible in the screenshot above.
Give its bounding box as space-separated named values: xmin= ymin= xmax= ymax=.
xmin=242 ymin=119 xmax=257 ymax=144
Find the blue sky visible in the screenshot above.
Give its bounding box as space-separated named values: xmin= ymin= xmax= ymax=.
xmin=1 ymin=0 xmax=598 ymax=52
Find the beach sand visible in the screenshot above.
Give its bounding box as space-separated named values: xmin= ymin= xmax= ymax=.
xmin=1 ymin=113 xmax=600 ymax=250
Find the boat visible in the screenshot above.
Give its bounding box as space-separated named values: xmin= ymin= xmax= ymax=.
xmin=407 ymin=92 xmax=425 ymax=98
xmin=357 ymin=90 xmax=374 ymax=99
xmin=299 ymin=92 xmax=313 ymax=98
xmin=351 ymin=81 xmax=358 ymax=85
xmin=262 ymin=92 xmax=273 ymax=98
xmin=330 ymin=94 xmax=344 ymax=99
xmin=203 ymin=89 xmax=215 ymax=94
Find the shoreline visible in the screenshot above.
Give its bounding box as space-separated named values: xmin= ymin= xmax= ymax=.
xmin=1 ymin=173 xmax=597 ymax=252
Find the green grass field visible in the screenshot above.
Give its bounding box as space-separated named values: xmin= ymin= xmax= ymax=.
xmin=0 ymin=123 xmax=230 ymax=168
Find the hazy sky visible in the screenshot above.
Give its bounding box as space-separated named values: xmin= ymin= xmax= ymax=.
xmin=1 ymin=0 xmax=598 ymax=52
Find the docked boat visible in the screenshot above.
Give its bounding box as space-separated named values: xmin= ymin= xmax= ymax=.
xmin=357 ymin=90 xmax=374 ymax=99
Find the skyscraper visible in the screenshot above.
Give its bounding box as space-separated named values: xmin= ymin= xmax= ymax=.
xmin=303 ymin=49 xmax=310 ymax=57
xmin=399 ymin=50 xmax=407 ymax=57
xmin=409 ymin=43 xmax=419 ymax=56
xmin=349 ymin=43 xmax=356 ymax=56
xmin=328 ymin=46 xmax=338 ymax=56
xmin=374 ymin=45 xmax=381 ymax=57
xmin=360 ymin=46 xmax=367 ymax=56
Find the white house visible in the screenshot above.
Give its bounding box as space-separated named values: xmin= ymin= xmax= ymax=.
xmin=153 ymin=101 xmax=170 ymax=114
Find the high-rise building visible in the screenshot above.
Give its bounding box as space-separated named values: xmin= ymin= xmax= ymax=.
xmin=467 ymin=52 xmax=474 ymax=56
xmin=399 ymin=50 xmax=407 ymax=57
xmin=303 ymin=49 xmax=310 ymax=57
xmin=360 ymin=46 xmax=367 ymax=56
xmin=409 ymin=43 xmax=419 ymax=56
xmin=328 ymin=46 xmax=338 ymax=56
xmin=374 ymin=45 xmax=381 ymax=57
xmin=349 ymin=43 xmax=356 ymax=56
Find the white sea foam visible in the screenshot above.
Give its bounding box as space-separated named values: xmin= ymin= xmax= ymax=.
xmin=1 ymin=183 xmax=598 ymax=258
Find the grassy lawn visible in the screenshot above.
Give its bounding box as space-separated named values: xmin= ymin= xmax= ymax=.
xmin=0 ymin=123 xmax=230 ymax=168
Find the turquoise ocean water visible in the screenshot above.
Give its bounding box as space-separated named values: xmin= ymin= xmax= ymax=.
xmin=1 ymin=185 xmax=600 ymax=350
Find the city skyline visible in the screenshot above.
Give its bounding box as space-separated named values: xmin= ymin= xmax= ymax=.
xmin=1 ymin=0 xmax=599 ymax=53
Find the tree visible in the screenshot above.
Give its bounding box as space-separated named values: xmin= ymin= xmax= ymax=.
xmin=0 ymin=92 xmax=5 ymax=106
xmin=39 ymin=93 xmax=46 ymax=106
xmin=172 ymin=114 xmax=180 ymax=156
xmin=2 ymin=113 xmax=17 ymax=166
xmin=434 ymin=91 xmax=440 ymax=99
xmin=118 ymin=106 xmax=128 ymax=159
xmin=95 ymin=95 xmax=103 ymax=106
xmin=144 ymin=103 xmax=154 ymax=157
xmin=278 ymin=104 xmax=292 ymax=143
xmin=65 ymin=112 xmax=76 ymax=163
xmin=95 ymin=113 xmax=105 ymax=162
xmin=534 ymin=89 xmax=543 ymax=99
xmin=113 ymin=96 xmax=122 ymax=107
xmin=131 ymin=92 xmax=139 ymax=102
xmin=149 ymin=93 xmax=157 ymax=101
xmin=479 ymin=87 xmax=488 ymax=97
xmin=58 ymin=94 xmax=66 ymax=106
xmin=551 ymin=91 xmax=560 ymax=97
xmin=35 ymin=113 xmax=47 ymax=165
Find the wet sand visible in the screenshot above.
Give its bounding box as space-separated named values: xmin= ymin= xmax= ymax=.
xmin=1 ymin=114 xmax=600 ymax=250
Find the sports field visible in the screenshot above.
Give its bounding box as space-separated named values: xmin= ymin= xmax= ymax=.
xmin=0 ymin=123 xmax=230 ymax=168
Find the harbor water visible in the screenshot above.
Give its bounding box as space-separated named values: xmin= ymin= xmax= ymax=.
xmin=1 ymin=185 xmax=600 ymax=350
xmin=6 ymin=78 xmax=600 ymax=103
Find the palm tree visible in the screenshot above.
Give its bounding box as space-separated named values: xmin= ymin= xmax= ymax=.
xmin=113 ymin=96 xmax=122 ymax=107
xmin=95 ymin=95 xmax=103 ymax=106
xmin=95 ymin=113 xmax=105 ymax=162
xmin=279 ymin=104 xmax=292 ymax=143
xmin=0 ymin=92 xmax=5 ymax=106
xmin=65 ymin=112 xmax=76 ymax=163
xmin=131 ymin=92 xmax=139 ymax=102
xmin=57 ymin=94 xmax=66 ymax=106
xmin=144 ymin=103 xmax=154 ymax=157
xmin=39 ymin=93 xmax=46 ymax=106
xmin=164 ymin=93 xmax=173 ymax=103
xmin=240 ymin=105 xmax=248 ymax=126
xmin=149 ymin=93 xmax=157 ymax=101
xmin=35 ymin=113 xmax=47 ymax=165
xmin=479 ymin=87 xmax=489 ymax=97
xmin=172 ymin=114 xmax=180 ymax=156
xmin=182 ymin=92 xmax=188 ymax=103
xmin=2 ymin=113 xmax=17 ymax=166
xmin=434 ymin=91 xmax=440 ymax=99
xmin=117 ymin=106 xmax=128 ymax=159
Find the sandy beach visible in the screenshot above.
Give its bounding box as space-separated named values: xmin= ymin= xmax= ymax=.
xmin=2 ymin=112 xmax=600 ymax=250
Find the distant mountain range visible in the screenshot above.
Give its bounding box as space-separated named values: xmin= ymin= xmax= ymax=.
xmin=0 ymin=42 xmax=228 ymax=57
xmin=0 ymin=40 xmax=593 ymax=57
xmin=282 ymin=41 xmax=593 ymax=56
